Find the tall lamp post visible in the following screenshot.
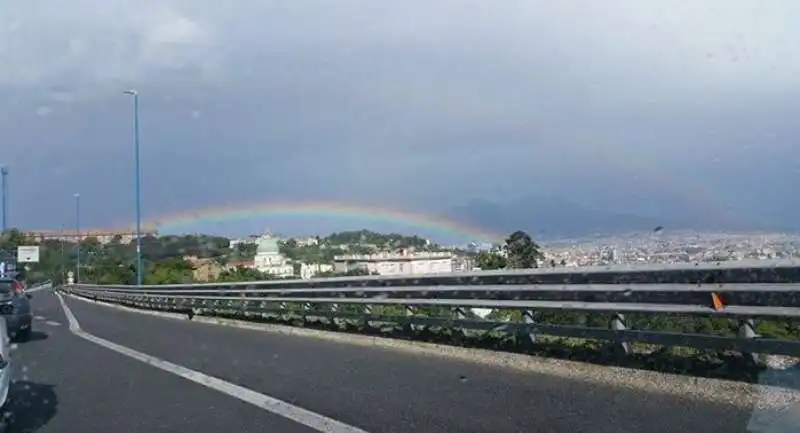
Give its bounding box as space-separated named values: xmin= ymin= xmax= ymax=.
xmin=124 ymin=89 xmax=143 ymax=287
xmin=1 ymin=166 xmax=8 ymax=232
xmin=74 ymin=193 xmax=81 ymax=284
xmin=60 ymin=224 xmax=66 ymax=283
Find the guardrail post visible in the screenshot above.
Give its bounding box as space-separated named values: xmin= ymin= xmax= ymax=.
xmin=279 ymin=302 xmax=288 ymax=321
xmin=300 ymin=302 xmax=312 ymax=325
xmin=610 ymin=313 xmax=632 ymax=355
xmin=738 ymin=318 xmax=761 ymax=364
xmin=452 ymin=306 xmax=469 ymax=339
xmin=361 ymin=305 xmax=372 ymax=328
xmin=403 ymin=306 xmax=416 ymax=334
xmin=518 ymin=310 xmax=536 ymax=346
xmin=331 ymin=303 xmax=340 ymax=327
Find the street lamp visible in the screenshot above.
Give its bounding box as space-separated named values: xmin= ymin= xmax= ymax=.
xmin=60 ymin=224 xmax=66 ymax=283
xmin=74 ymin=193 xmax=81 ymax=284
xmin=124 ymin=89 xmax=143 ymax=287
xmin=1 ymin=166 xmax=8 ymax=232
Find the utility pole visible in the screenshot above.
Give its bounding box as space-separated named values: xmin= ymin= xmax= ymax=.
xmin=124 ymin=89 xmax=143 ymax=287
xmin=74 ymin=193 xmax=81 ymax=284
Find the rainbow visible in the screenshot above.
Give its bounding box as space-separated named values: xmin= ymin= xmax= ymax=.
xmin=143 ymin=201 xmax=502 ymax=242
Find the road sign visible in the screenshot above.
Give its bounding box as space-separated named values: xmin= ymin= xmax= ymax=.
xmin=17 ymin=246 xmax=39 ymax=263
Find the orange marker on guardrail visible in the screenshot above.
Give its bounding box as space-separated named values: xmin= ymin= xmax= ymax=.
xmin=711 ymin=292 xmax=725 ymax=311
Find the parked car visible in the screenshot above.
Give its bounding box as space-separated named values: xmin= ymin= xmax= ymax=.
xmin=0 ymin=317 xmax=12 ymax=431
xmin=0 ymin=278 xmax=33 ymax=341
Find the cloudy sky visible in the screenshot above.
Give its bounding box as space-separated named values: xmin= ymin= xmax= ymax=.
xmin=1 ymin=1 xmax=798 ymax=237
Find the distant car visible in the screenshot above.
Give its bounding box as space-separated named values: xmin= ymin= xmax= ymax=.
xmin=0 ymin=278 xmax=32 ymax=342
xmin=0 ymin=316 xmax=12 ymax=431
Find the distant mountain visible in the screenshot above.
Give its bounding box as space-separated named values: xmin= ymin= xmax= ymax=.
xmin=446 ymin=194 xmax=769 ymax=240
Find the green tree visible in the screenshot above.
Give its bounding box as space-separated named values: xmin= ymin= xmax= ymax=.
xmin=83 ymin=236 xmax=101 ymax=250
xmin=504 ymin=230 xmax=544 ymax=269
xmin=216 ymin=266 xmax=269 ymax=282
xmin=342 ymin=268 xmax=373 ymax=276
xmin=476 ymin=252 xmax=507 ymax=270
xmin=0 ymin=228 xmax=31 ymax=251
xmin=235 ymin=243 xmax=257 ymax=257
xmin=145 ymin=258 xmax=195 ymax=284
xmin=324 ymin=230 xmax=429 ymax=249
xmin=212 ymin=254 xmax=230 ymax=267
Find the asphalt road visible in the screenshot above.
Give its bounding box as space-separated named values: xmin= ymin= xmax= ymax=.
xmin=8 ymin=290 xmax=756 ymax=432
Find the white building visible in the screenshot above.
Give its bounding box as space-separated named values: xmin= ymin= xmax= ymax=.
xmin=333 ymin=250 xmax=461 ymax=276
xmin=295 ymin=237 xmax=319 ymax=247
xmin=253 ymin=234 xmax=294 ymax=278
xmin=229 ymin=236 xmax=258 ymax=248
xmin=299 ymin=263 xmax=334 ymax=279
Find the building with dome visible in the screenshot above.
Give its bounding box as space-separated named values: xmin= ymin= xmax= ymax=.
xmin=253 ymin=233 xmax=294 ymax=278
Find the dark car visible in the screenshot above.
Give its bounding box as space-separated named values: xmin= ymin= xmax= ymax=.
xmin=0 ymin=278 xmax=33 ymax=342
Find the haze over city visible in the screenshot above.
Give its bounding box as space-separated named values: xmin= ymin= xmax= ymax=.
xmin=2 ymin=1 xmax=799 ymax=241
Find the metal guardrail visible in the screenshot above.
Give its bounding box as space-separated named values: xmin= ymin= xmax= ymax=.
xmin=60 ymin=259 xmax=800 ymax=361
xmin=27 ymin=280 xmax=53 ymax=292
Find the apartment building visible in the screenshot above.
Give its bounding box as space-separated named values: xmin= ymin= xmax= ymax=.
xmin=27 ymin=229 xmax=158 ymax=244
xmin=333 ymin=250 xmax=470 ymax=276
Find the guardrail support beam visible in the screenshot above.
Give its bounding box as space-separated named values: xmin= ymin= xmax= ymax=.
xmin=518 ymin=310 xmax=537 ymax=346
xmin=361 ymin=305 xmax=373 ymax=328
xmin=403 ymin=306 xmax=417 ymax=334
xmin=610 ymin=313 xmax=632 ymax=355
xmin=330 ymin=303 xmax=340 ymax=326
xmin=453 ymin=307 xmax=469 ymax=338
xmin=738 ymin=318 xmax=761 ymax=365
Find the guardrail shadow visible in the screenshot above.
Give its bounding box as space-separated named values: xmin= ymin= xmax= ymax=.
xmin=6 ymin=380 xmax=58 ymax=432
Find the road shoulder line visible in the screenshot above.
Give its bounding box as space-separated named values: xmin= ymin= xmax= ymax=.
xmin=55 ymin=292 xmax=367 ymax=433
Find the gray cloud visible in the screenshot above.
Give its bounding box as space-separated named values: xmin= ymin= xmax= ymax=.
xmin=1 ymin=1 xmax=798 ymax=234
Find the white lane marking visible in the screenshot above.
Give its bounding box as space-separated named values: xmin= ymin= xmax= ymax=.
xmin=45 ymin=320 xmax=61 ymax=327
xmin=34 ymin=316 xmax=46 ymax=321
xmin=55 ymin=292 xmax=368 ymax=433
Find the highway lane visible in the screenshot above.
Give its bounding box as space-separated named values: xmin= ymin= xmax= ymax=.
xmin=10 ymin=291 xmax=318 ymax=433
xmin=48 ymin=291 xmax=757 ymax=433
